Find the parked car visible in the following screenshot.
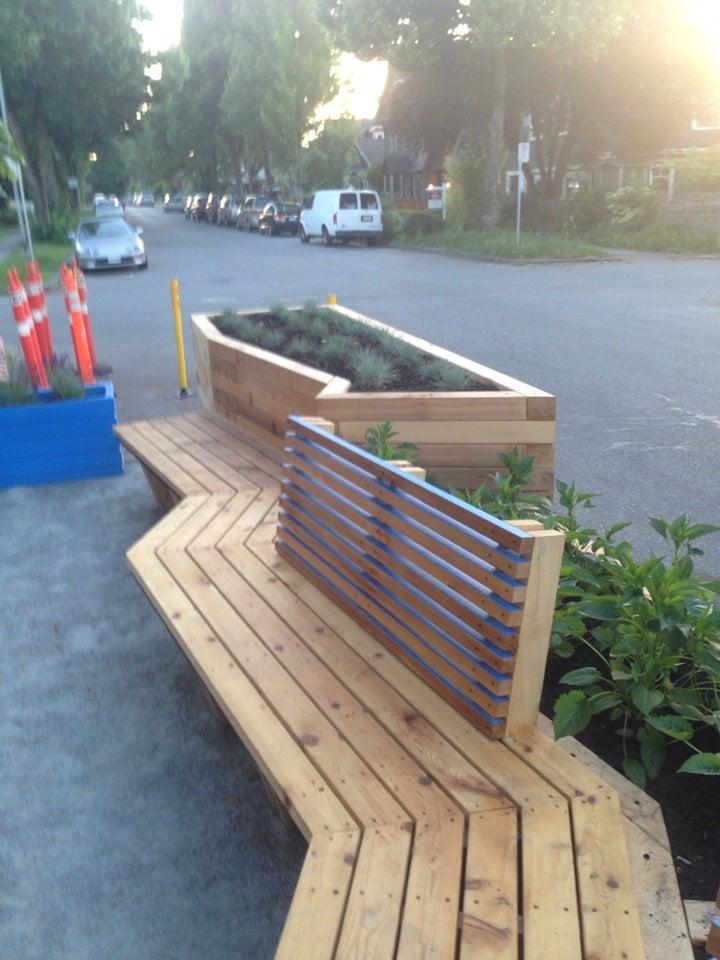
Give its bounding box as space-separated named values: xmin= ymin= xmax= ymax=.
xmin=237 ymin=195 xmax=270 ymax=231
xmin=94 ymin=197 xmax=123 ymax=218
xmin=259 ymin=201 xmax=301 ymax=237
xmin=217 ymin=194 xmax=241 ymax=227
xmin=140 ymin=192 xmax=155 ymax=207
xmin=299 ymin=189 xmax=383 ymax=246
xmin=69 ymin=217 xmax=147 ymax=271
xmin=190 ymin=194 xmax=209 ymax=221
xmin=164 ymin=193 xmax=185 ymax=212
xmin=184 ymin=195 xmax=195 ymax=219
xmin=206 ymin=193 xmax=222 ymax=223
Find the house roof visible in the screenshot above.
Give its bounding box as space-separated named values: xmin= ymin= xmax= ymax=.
xmin=354 ymin=137 xmax=387 ymax=167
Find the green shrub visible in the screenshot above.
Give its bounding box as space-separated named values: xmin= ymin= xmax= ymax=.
xmin=674 ymin=146 xmax=720 ymax=194
xmin=445 ymin=133 xmax=485 ymax=230
xmin=316 ymin=333 xmax=353 ymax=370
xmin=398 ymin=210 xmax=443 ymax=239
xmin=286 ymin=335 xmax=312 ymax=360
xmin=269 ymin=302 xmax=293 ymax=326
xmin=364 ymin=421 xmax=417 ymax=462
xmin=424 ymin=358 xmax=470 ymax=391
xmin=450 ymin=448 xmax=720 ymax=784
xmin=381 ymin=208 xmax=399 ymax=243
xmin=31 ymin=207 xmax=75 ymax=244
xmin=351 ymin=349 xmax=395 ymax=390
xmin=0 ymin=353 xmax=34 ymax=406
xmin=257 ymin=327 xmax=284 ymax=352
xmin=562 ymin=189 xmax=610 ymax=234
xmin=606 ymin=185 xmax=659 ymax=230
xmin=48 ymin=366 xmax=84 ymax=400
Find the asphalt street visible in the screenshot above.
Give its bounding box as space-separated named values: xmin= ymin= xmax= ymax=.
xmin=6 ymin=203 xmax=717 ymax=567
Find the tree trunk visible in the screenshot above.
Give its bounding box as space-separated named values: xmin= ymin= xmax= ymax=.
xmin=482 ymin=47 xmax=507 ymax=228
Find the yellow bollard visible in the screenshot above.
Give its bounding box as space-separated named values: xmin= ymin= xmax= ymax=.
xmin=326 ymin=293 xmax=337 ymax=305
xmin=170 ymin=278 xmax=189 ymax=396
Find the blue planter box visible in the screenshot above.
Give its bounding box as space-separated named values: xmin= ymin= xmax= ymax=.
xmin=0 ymin=381 xmax=124 ymax=489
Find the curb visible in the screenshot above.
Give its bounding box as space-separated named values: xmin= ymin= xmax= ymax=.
xmin=389 ymin=242 xmax=616 ymax=266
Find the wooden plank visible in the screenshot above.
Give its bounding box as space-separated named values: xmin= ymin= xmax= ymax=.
xmin=140 ymin=463 xmax=180 ymax=513
xmin=283 ymin=451 xmax=528 ymax=608
xmin=333 ymin=825 xmax=411 ymax=959
xmin=336 ymin=419 xmax=555 ymax=445
xmin=406 ymin=443 xmax=525 ymax=467
xmin=461 ymin=808 xmax=518 ymax=960
xmin=316 ymin=391 xmax=528 ymax=422
xmin=184 ymin=411 xmax=285 ymax=470
xmin=126 ymin=501 xmax=353 ymax=840
xmin=274 ymin=829 xmax=360 ymax=960
xmin=132 ymin=421 xmax=236 ymax=495
xmin=395 ymin=815 xmax=466 ymax=960
xmin=276 ymin=531 xmax=509 ymax=723
xmin=534 ymin=713 xmax=671 ymax=850
xmin=290 ymin=418 xmax=534 ymax=557
xmin=504 ymin=529 xmax=565 ymax=732
xmin=709 ymin=918 xmax=720 ymax=957
xmin=417 ymin=464 xmax=554 ymax=495
xmin=248 ymin=525 xmax=565 ymax=808
xmin=283 ymin=441 xmax=529 ymax=592
xmin=279 ymin=489 xmax=517 ymax=678
xmin=526 ymin=396 xmax=556 ymax=420
xmin=684 ymin=900 xmax=716 ymax=945
xmin=115 ymin=424 xmax=206 ymax=496
xmin=219 ymin=532 xmax=512 ymax=816
xmin=158 ymin=527 xmax=409 ymax=830
xmin=206 ymin=334 xmax=334 ymax=396
xmin=572 ymin=793 xmax=645 ymax=960
xmin=521 ymin=800 xmax=583 ymax=960
xmin=623 ymin=819 xmax=694 ymax=960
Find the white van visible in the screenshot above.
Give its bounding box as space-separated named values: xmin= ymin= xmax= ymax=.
xmin=299 ymin=189 xmax=383 ymax=246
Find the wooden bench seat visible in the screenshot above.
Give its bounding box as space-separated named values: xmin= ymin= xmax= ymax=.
xmin=115 ymin=412 xmax=693 ymax=960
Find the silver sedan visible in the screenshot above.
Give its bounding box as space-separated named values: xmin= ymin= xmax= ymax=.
xmin=69 ymin=217 xmax=147 ymax=271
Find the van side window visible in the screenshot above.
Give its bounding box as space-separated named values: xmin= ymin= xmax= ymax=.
xmin=339 ymin=192 xmax=358 ymax=210
xmin=360 ymin=193 xmax=379 ymax=210
xmin=306 ymin=194 xmax=315 ymax=209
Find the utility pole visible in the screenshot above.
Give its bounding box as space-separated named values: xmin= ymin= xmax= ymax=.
xmin=0 ymin=62 xmax=34 ymax=260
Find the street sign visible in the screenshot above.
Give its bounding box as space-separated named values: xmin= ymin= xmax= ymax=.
xmin=518 ymin=141 xmax=530 ymax=165
xmin=67 ymin=176 xmax=79 ymax=189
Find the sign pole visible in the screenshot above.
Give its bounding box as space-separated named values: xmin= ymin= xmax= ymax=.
xmin=516 ymin=141 xmax=530 ymax=248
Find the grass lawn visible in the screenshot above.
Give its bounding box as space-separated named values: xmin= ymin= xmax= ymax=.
xmin=398 ymin=225 xmax=605 ymax=260
xmin=585 ymin=224 xmax=720 ymax=255
xmin=0 ymin=241 xmax=71 ymax=280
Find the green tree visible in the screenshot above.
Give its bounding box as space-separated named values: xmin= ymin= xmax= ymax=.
xmin=300 ymin=117 xmax=357 ymax=190
xmin=0 ymin=0 xmax=147 ymax=221
xmin=0 ymin=121 xmax=23 ymax=182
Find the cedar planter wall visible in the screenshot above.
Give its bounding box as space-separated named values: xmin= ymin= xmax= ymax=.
xmin=191 ymin=306 xmax=555 ymax=493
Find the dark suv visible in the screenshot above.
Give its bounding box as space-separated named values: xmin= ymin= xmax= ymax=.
xmin=190 ymin=194 xmax=208 ymax=221
xmin=237 ymin=195 xmax=270 ymax=231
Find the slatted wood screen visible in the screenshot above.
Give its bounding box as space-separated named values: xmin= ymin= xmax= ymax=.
xmin=276 ymin=416 xmax=540 ymax=738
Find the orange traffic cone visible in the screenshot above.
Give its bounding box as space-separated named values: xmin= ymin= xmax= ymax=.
xmin=72 ymin=259 xmax=97 ymax=371
xmin=60 ymin=263 xmax=94 ymax=386
xmin=24 ymin=260 xmax=53 ymax=367
xmin=7 ymin=268 xmax=49 ymax=390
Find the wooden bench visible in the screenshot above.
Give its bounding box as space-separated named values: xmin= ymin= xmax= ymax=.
xmin=115 ymin=411 xmax=694 ymax=960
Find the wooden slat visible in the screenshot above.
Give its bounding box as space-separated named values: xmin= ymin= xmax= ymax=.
xmin=276 ymin=531 xmax=509 ymax=724
xmin=290 ymin=417 xmax=534 ymax=556
xmin=274 ymin=829 xmax=360 ymax=960
xmin=114 ymin=424 xmax=205 ymax=496
xmin=333 ymin=825 xmax=412 ymax=959
xmin=283 ymin=449 xmax=527 ymax=608
xmin=279 ymin=490 xmax=515 ymax=679
xmin=316 ymin=391 xmax=528 ymax=421
xmin=461 ymin=809 xmax=518 ymax=960
xmin=521 ymin=800 xmax=583 ymax=960
xmin=278 ymin=497 xmax=514 ymax=694
xmin=336 ymin=419 xmax=555 ymax=445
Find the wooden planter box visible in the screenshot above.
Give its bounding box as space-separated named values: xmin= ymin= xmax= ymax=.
xmin=191 ymin=306 xmax=555 ymax=493
xmin=0 ymin=381 xmax=124 ymax=489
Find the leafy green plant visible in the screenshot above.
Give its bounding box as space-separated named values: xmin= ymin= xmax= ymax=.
xmin=48 ymin=367 xmax=84 ymax=399
xmin=451 ymin=447 xmax=550 ymax=520
xmin=352 ymin=349 xmax=395 ymax=390
xmin=606 ymin=185 xmax=659 ymax=230
xmin=269 ymin=302 xmax=293 ymax=326
xmin=425 ymin=359 xmax=470 ymax=391
xmin=257 ymin=327 xmax=284 ymax=352
xmin=316 ymin=333 xmax=353 ymax=370
xmin=364 ymin=421 xmax=417 ymax=463
xmin=286 ymin=335 xmax=312 ymax=360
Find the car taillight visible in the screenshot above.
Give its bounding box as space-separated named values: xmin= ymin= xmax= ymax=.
xmin=333 ymin=212 xmax=337 ymax=224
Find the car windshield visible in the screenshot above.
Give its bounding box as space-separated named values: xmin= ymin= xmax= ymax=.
xmin=79 ymin=220 xmax=133 ymax=239
xmin=360 ymin=193 xmax=379 ymax=210
xmin=340 ymin=193 xmax=358 ymax=209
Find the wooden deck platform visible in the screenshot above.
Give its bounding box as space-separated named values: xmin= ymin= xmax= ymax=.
xmin=115 ymin=413 xmax=693 ymax=960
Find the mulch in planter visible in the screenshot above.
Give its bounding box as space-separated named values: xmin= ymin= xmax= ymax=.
xmin=541 ymin=651 xmax=719 ymax=901
xmin=214 ymin=304 xmax=498 ymax=393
